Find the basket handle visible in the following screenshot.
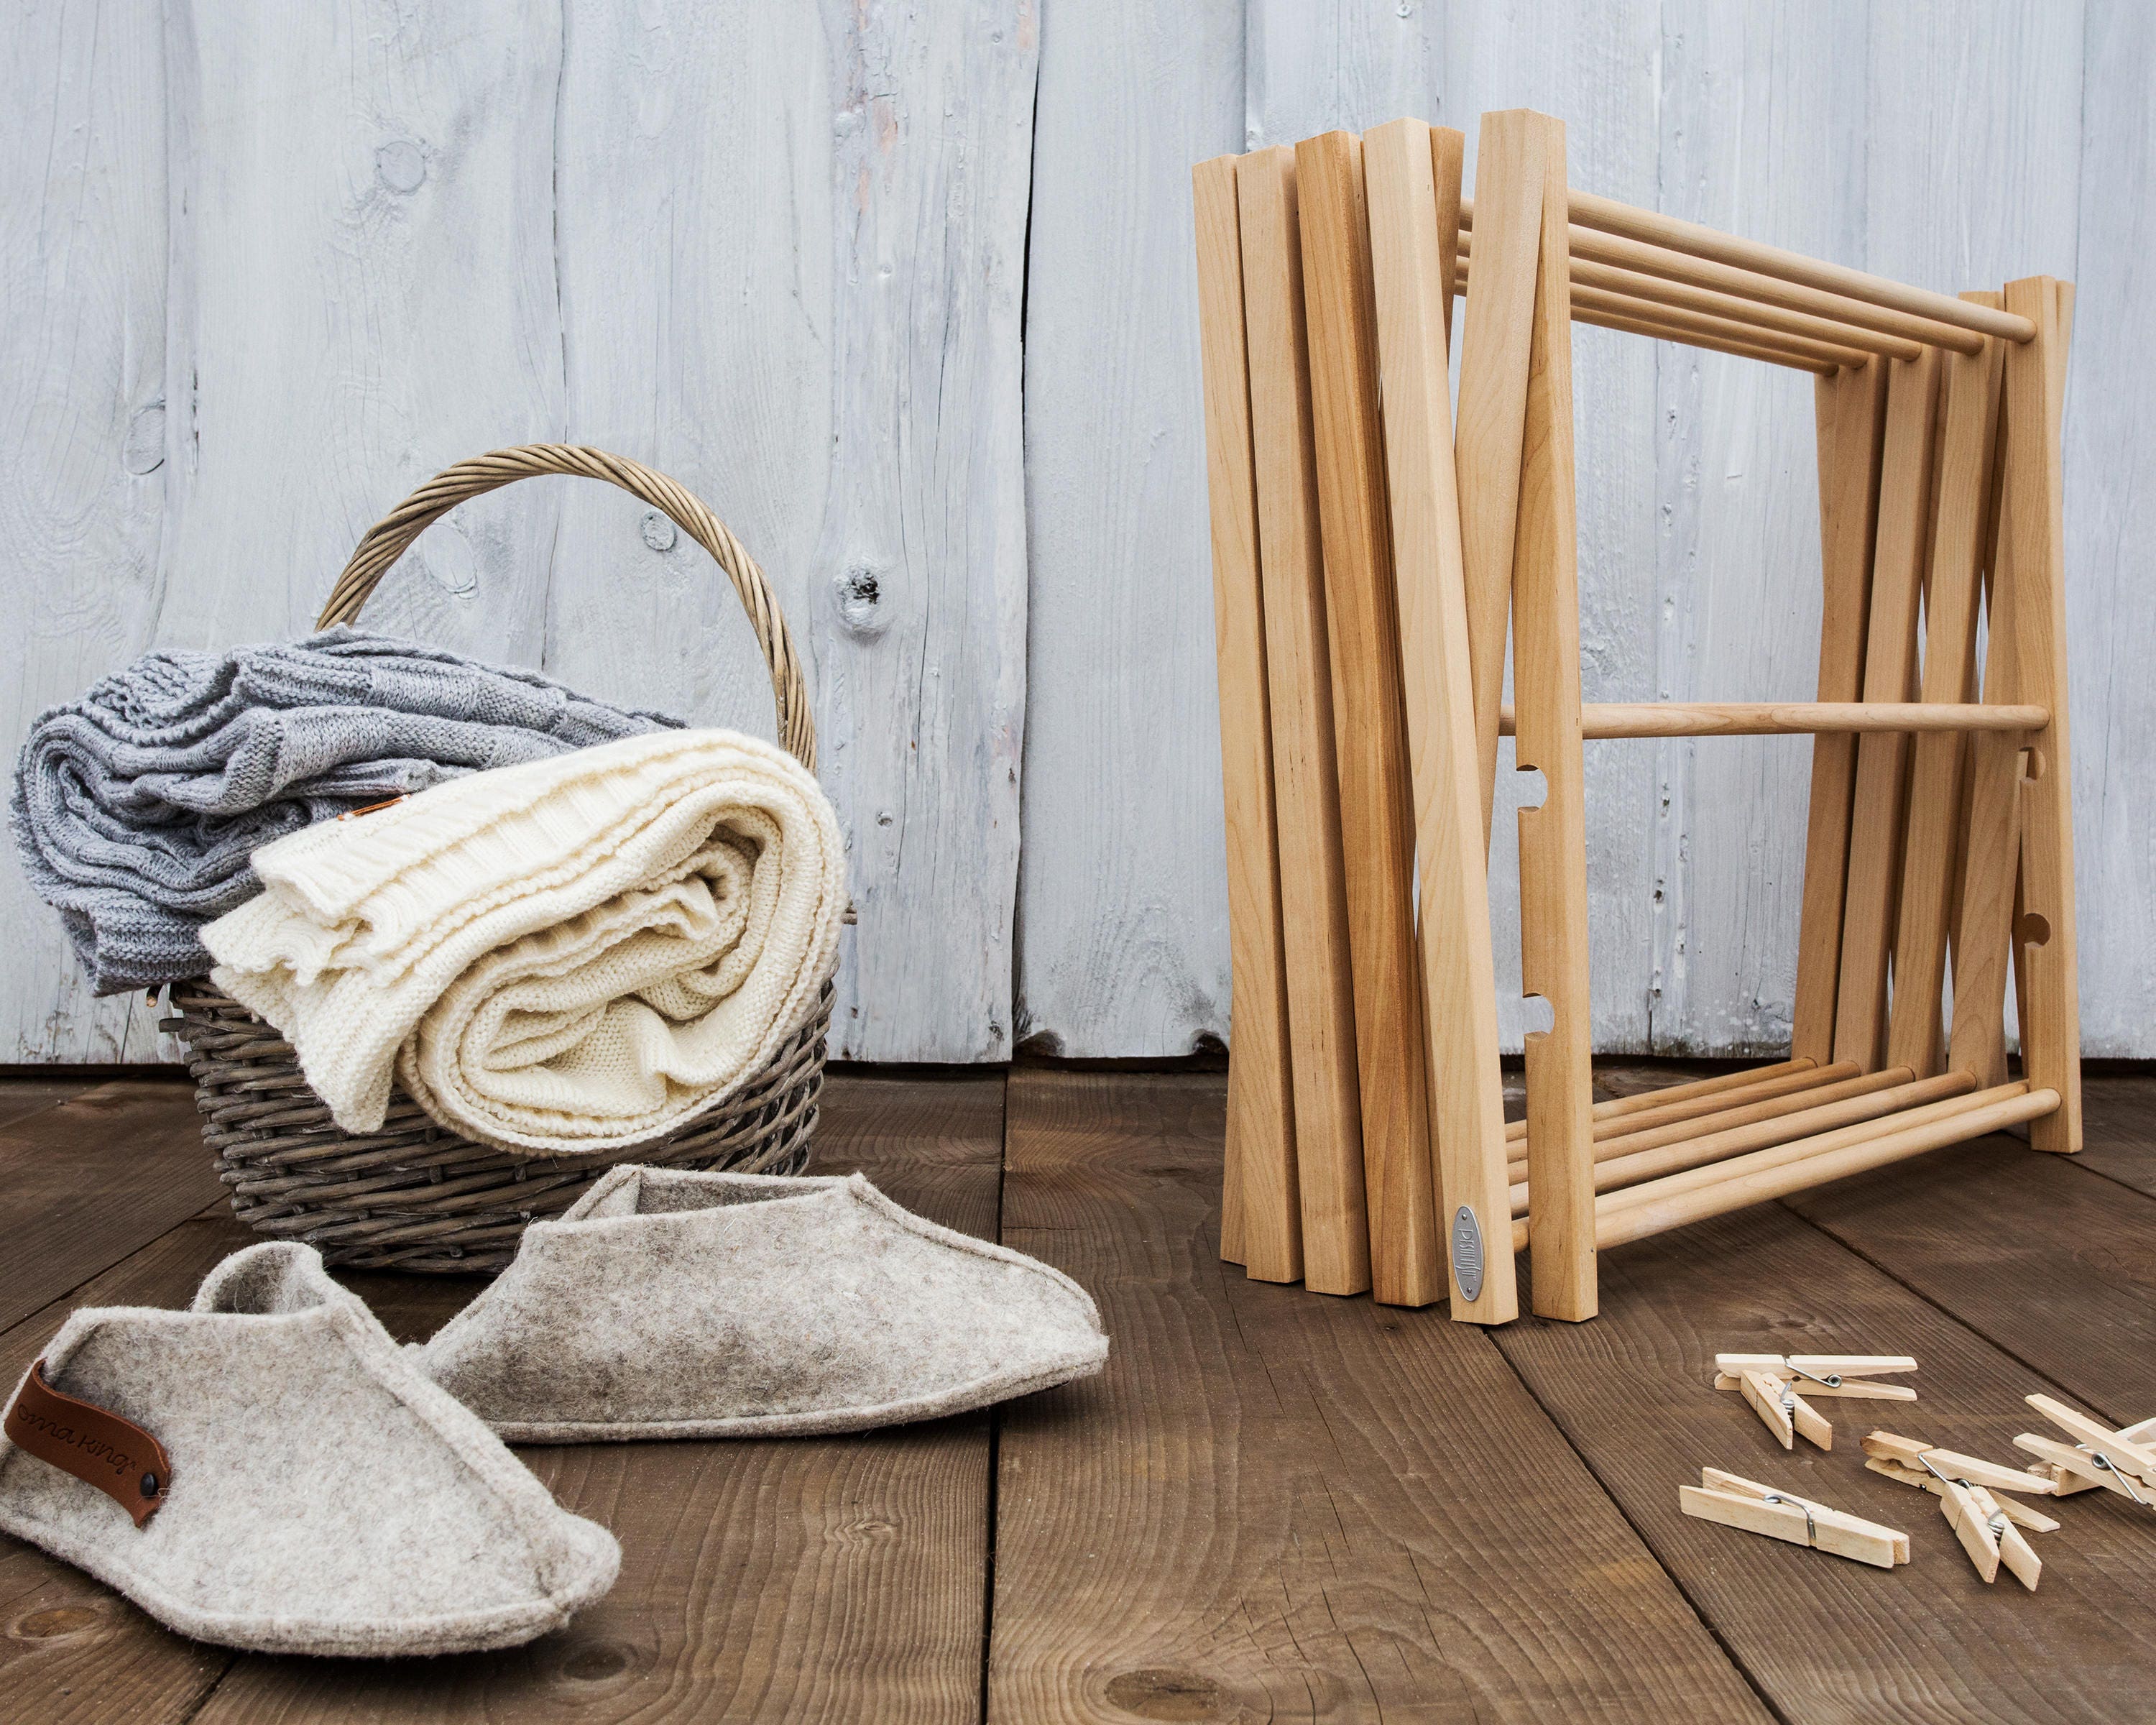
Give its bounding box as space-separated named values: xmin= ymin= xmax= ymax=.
xmin=315 ymin=444 xmax=816 ymax=770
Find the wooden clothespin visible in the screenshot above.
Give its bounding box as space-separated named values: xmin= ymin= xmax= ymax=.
xmin=2014 ymin=1397 xmax=2156 ymax=1509
xmin=1713 ymin=1355 xmax=1912 ymax=1452
xmin=1862 ymin=1432 xmax=2053 ymax=1591
xmin=1680 ymin=1468 xmax=1908 ymax=1569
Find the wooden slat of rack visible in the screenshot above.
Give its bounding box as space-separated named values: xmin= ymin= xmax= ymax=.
xmin=1530 ymin=1072 xmax=1977 ymax=1213
xmin=1565 ymin=190 xmax=2035 ymax=346
xmin=1886 ymin=295 xmax=2007 ymax=1080
xmin=1496 ymin=700 xmax=2047 ymax=737
xmin=1234 ymin=147 xmax=1368 ymax=1294
xmin=1833 ymin=348 xmax=1943 ymax=1071
xmin=1792 ymin=361 xmax=1889 ymax=1064
xmin=1946 ymin=515 xmax=2024 ymax=1092
xmin=1508 ymin=1060 xmax=1855 ymax=1151
xmin=1191 ymin=155 xmax=1299 ymax=1281
xmin=1452 ymin=136 xmax=1542 ymax=840
xmin=1296 ymin=129 xmax=1442 ymax=1306
xmin=1490 ymin=110 xmax=1597 ymax=1322
xmin=2003 ymin=277 xmax=2081 ymax=1154
xmin=1512 ymin=1065 xmax=1892 ymax=1172
xmin=1364 ymin=117 xmax=1515 ymax=1325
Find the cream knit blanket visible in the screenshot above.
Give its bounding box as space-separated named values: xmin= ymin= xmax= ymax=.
xmin=202 ymin=730 xmax=845 ymax=1156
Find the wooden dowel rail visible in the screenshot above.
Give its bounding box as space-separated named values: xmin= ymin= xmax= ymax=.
xmin=1563 ymin=190 xmax=2037 ymax=346
xmin=1453 ymin=262 xmax=1842 ymax=375
xmin=1458 ymin=231 xmax=1925 ymax=362
xmin=1507 ymin=1059 xmax=1856 ymax=1151
xmin=1508 ymin=1063 xmax=1894 ymax=1171
xmin=1508 ymin=1082 xmax=2057 ymax=1252
xmin=1577 ymin=1059 xmax=1812 ymax=1123
xmin=1459 ymin=197 xmax=1998 ymax=355
xmin=1495 ymin=702 xmax=2049 ymax=739
xmin=1507 ymin=1069 xmax=1976 ymax=1217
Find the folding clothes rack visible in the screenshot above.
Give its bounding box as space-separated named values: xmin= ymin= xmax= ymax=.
xmin=1194 ymin=108 xmax=2079 ymax=1324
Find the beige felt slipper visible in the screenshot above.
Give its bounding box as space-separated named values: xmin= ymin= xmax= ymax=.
xmin=0 ymin=1243 xmax=618 ymax=1657
xmin=418 ymin=1164 xmax=1109 ymax=1440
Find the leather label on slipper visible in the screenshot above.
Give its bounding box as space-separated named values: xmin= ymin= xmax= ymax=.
xmin=4 ymin=1360 xmax=172 ymax=1527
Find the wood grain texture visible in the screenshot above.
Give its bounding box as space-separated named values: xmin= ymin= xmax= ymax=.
xmin=1364 ymin=117 xmax=1515 ymax=1323
xmin=1235 ymin=147 xmax=1368 ymax=1296
xmin=1886 ymin=308 xmax=2006 ymax=1078
xmin=1784 ymin=1131 xmax=2156 ymax=1422
xmin=1496 ymin=1194 xmax=2156 ymax=1723
xmin=985 ymin=1069 xmax=1769 ymax=1722
xmin=1831 ymin=350 xmax=1943 ymax=1071
xmin=1794 ymin=361 xmax=1889 ymax=1064
xmin=0 ymin=0 xmax=170 ymax=1067
xmin=2000 ymin=280 xmax=2081 ymax=1151
xmin=1492 ymin=110 xmax=1597 ymax=1321
xmin=1294 ymin=129 xmax=1440 ymax=1306
xmin=0 ymin=1082 xmax=226 ymax=1333
xmin=160 ymin=0 xmax=563 ymax=659
xmin=1017 ymin=0 xmax=1232 ymax=1062
xmin=185 ymin=1073 xmax=1000 ymax=1722
xmin=1192 ymin=153 xmax=1299 ymax=1279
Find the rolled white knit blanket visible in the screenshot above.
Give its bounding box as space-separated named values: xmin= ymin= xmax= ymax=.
xmin=201 ymin=729 xmax=845 ymax=1156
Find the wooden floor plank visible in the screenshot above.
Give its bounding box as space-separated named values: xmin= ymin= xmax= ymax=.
xmin=1780 ymin=1128 xmax=2156 ymax=1422
xmin=1493 ymin=1195 xmax=2156 ymax=1724
xmin=0 ymin=1077 xmax=96 ymax=1132
xmin=0 ymin=1080 xmax=226 ymax=1333
xmin=985 ymin=1070 xmax=1767 ymax=1724
xmin=2068 ymin=1075 xmax=2156 ymax=1200
xmin=0 ymin=1075 xmax=1000 ymax=1725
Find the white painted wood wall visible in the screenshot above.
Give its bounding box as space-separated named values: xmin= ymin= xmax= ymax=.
xmin=5 ymin=0 xmax=2150 ymax=1064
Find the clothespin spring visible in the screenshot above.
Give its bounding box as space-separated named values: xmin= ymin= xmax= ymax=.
xmin=2083 ymin=1447 xmax=2152 ymax=1507
xmin=1762 ymin=1491 xmax=1818 ymax=1547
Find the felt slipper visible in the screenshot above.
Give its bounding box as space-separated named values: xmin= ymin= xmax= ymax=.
xmin=419 ymin=1164 xmax=1109 ymax=1440
xmin=0 ymin=1243 xmax=618 ymax=1657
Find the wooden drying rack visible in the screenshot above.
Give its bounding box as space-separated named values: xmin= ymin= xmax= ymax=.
xmin=1193 ymin=108 xmax=2078 ymax=1324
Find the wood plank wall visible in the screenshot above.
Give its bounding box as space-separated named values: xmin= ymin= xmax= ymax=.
xmin=4 ymin=0 xmax=2147 ymax=1064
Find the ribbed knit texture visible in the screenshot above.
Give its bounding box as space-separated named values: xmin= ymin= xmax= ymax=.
xmin=9 ymin=628 xmax=676 ymax=993
xmin=203 ymin=728 xmax=845 ymax=1156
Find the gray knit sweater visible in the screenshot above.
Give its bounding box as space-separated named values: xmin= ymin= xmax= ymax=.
xmin=9 ymin=629 xmax=678 ymax=993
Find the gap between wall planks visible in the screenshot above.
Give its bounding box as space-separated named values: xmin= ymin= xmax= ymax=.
xmin=1230 ymin=147 xmax=1369 ymax=1296
xmin=1362 ymin=116 xmax=1516 ymax=1325
xmin=1191 ymin=156 xmax=1299 ymax=1283
xmin=1294 ymin=129 xmax=1443 ymax=1307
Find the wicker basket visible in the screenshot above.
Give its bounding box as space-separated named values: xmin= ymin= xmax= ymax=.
xmin=162 ymin=445 xmax=833 ymax=1274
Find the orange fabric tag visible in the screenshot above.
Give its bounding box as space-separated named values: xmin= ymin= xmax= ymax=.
xmin=4 ymin=1360 xmax=171 ymax=1527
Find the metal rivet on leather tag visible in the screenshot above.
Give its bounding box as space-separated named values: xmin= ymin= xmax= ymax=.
xmin=141 ymin=1473 xmax=160 ymax=1499
xmin=1452 ymin=1206 xmax=1485 ymax=1302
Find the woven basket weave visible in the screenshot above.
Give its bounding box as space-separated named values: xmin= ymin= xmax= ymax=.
xmin=161 ymin=445 xmax=833 ymax=1274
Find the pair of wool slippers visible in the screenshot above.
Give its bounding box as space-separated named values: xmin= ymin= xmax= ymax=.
xmin=0 ymin=1166 xmax=1107 ymax=1657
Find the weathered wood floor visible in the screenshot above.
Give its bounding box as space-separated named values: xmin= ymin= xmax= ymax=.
xmin=3 ymin=1065 xmax=2153 ymax=1723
